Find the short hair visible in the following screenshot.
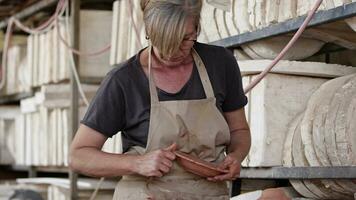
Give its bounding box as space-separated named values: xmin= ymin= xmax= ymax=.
xmin=140 ymin=0 xmax=202 ymax=58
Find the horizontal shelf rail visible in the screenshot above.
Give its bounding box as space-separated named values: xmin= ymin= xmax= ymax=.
xmin=1 ymin=164 xmax=69 ymax=173
xmin=240 ymin=166 xmax=356 ymax=179
xmin=0 ymin=90 xmax=33 ymax=104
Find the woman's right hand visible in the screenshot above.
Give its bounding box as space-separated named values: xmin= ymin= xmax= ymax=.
xmin=132 ymin=143 xmax=177 ymax=177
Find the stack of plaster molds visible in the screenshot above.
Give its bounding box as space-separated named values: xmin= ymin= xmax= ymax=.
xmin=198 ymin=0 xmax=356 ymax=44
xmin=27 ymin=21 xmax=68 ymax=87
xmin=17 ymin=178 xmax=116 ymax=200
xmin=0 ymin=106 xmax=21 ymax=164
xmin=238 ymin=60 xmax=356 ymax=167
xmin=200 ymin=1 xmax=232 ymax=43
xmin=14 ymin=83 xmax=122 ymax=167
xmin=25 ymin=10 xmax=112 ymax=89
xmin=110 ymin=0 xmax=147 ymax=65
xmin=79 ymin=10 xmax=112 ymax=78
xmin=240 ymin=36 xmax=325 ymax=60
xmin=198 ymin=0 xmax=327 ymax=59
xmin=0 ymin=44 xmax=30 ymax=96
xmin=283 ymin=74 xmax=356 ymax=199
xmin=16 ymin=84 xmax=99 ymax=167
xmin=199 ymin=0 xmax=236 ymax=43
xmin=110 ymin=0 xmax=356 ymax=62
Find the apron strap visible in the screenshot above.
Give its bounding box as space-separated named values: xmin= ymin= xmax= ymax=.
xmin=192 ymin=48 xmax=215 ymax=98
xmin=148 ymin=45 xmax=159 ymax=103
xmin=148 ymin=46 xmax=215 ymax=103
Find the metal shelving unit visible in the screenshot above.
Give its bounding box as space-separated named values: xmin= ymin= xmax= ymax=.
xmin=209 ymin=2 xmax=356 ymax=184
xmin=0 ymin=0 xmax=108 ymax=199
xmin=69 ymin=0 xmax=80 ymax=198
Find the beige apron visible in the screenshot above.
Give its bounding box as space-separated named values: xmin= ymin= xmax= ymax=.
xmin=113 ymin=46 xmax=231 ymax=200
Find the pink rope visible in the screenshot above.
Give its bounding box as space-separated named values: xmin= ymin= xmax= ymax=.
xmin=33 ymin=0 xmax=66 ymax=31
xmin=55 ymin=18 xmax=111 ymax=57
xmin=54 ymin=1 xmax=111 ymax=57
xmin=244 ymin=0 xmax=323 ymax=94
xmin=13 ymin=0 xmax=66 ymax=34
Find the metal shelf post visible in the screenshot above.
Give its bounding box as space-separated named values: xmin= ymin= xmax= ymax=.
xmin=69 ymin=0 xmax=80 ymax=199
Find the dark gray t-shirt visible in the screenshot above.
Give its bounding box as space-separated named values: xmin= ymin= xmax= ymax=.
xmin=81 ymin=42 xmax=248 ymax=152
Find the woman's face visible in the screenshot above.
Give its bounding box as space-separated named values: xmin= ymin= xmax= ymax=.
xmin=153 ymin=17 xmax=197 ymax=66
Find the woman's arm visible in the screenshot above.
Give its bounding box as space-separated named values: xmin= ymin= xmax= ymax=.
xmin=208 ymin=107 xmax=251 ymax=181
xmin=69 ymin=124 xmax=176 ymax=178
xmin=69 ymin=124 xmax=135 ymax=177
xmin=224 ymin=107 xmax=251 ymax=163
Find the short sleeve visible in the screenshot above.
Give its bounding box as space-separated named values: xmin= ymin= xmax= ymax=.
xmin=222 ymin=49 xmax=248 ymax=112
xmin=81 ymin=70 xmax=125 ymax=137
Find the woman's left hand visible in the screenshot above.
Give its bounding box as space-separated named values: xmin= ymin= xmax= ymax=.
xmin=207 ymin=154 xmax=241 ymax=182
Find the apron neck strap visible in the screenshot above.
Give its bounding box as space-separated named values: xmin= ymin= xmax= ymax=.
xmin=191 ymin=48 xmax=215 ymax=98
xmin=148 ymin=45 xmax=159 ymax=103
xmin=148 ymin=46 xmax=215 ymax=104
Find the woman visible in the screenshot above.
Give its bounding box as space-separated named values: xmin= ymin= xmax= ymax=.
xmin=69 ymin=0 xmax=251 ymax=199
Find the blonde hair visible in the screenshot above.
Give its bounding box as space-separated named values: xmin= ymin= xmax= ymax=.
xmin=140 ymin=0 xmax=202 ymax=59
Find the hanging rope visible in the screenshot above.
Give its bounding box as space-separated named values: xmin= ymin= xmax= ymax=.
xmin=243 ymin=0 xmax=323 ymax=94
xmin=13 ymin=0 xmax=67 ymax=34
xmin=0 ymin=0 xmax=67 ymax=90
xmin=54 ymin=0 xmax=111 ymax=57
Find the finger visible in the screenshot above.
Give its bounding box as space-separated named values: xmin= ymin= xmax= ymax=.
xmin=229 ymin=170 xmax=240 ymax=180
xmin=231 ymin=169 xmax=240 ymax=178
xmin=219 ymin=158 xmax=233 ymax=170
xmin=164 ymin=143 xmax=177 ymax=152
xmin=159 ymin=164 xmax=170 ymax=173
xmin=213 ymin=168 xmax=236 ymax=180
xmin=229 ymin=164 xmax=241 ymax=176
xmin=160 ymin=158 xmax=173 ymax=168
xmin=224 ymin=168 xmax=239 ymax=180
xmin=213 ymin=168 xmax=240 ymax=181
xmin=217 ymin=162 xmax=229 ymax=170
xmin=207 ymin=176 xmax=223 ymax=182
xmin=207 ymin=177 xmax=218 ymax=182
xmin=212 ymin=173 xmax=232 ymax=181
xmin=162 ymin=151 xmax=176 ymax=160
xmin=152 ymin=171 xmax=163 ymax=177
